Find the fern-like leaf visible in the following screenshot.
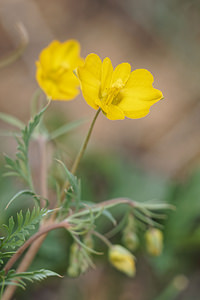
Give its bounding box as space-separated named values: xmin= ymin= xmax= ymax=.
xmin=4 ymin=101 xmax=50 ymax=190
xmin=1 ymin=269 xmax=61 ymax=290
xmin=0 ymin=207 xmax=49 ymax=250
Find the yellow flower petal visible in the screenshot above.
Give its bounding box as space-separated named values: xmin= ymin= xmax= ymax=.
xmin=124 ymin=109 xmax=150 ymax=119
xmin=78 ymin=55 xmax=163 ymax=120
xmin=119 ymin=87 xmax=163 ymax=109
xmin=39 ymin=40 xmax=60 ymax=71
xmin=78 ymin=53 xmax=102 ymax=109
xmin=36 ymin=39 xmax=82 ymax=101
xmin=57 ymin=72 xmax=80 ymax=100
xmin=57 ymin=40 xmax=83 ymax=69
xmin=100 ymin=57 xmax=113 ymax=97
xmin=106 ymin=104 xmax=125 ymax=120
xmin=125 ymin=69 xmax=154 ymax=88
xmin=111 ymin=63 xmax=131 ymax=87
xmin=117 ymin=69 xmax=163 ymax=119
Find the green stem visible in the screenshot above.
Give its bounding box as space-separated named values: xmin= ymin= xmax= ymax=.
xmin=60 ymin=108 xmax=101 ymax=201
xmin=70 ymin=108 xmax=101 ymax=175
xmin=66 ymin=197 xmax=174 ymax=221
xmin=67 ymin=198 xmax=135 ymax=220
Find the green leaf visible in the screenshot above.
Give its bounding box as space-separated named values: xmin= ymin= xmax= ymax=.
xmin=8 ymin=217 xmax=15 ymax=235
xmin=71 ymin=234 xmax=103 ymax=255
xmin=55 ymin=159 xmax=78 ymax=193
xmin=1 ymin=207 xmax=49 ymax=250
xmin=102 ymin=210 xmax=117 ymax=226
xmin=55 ymin=159 xmax=81 ymax=211
xmin=0 ymin=130 xmax=21 ymax=137
xmin=5 ymin=190 xmax=38 ymax=209
xmin=4 ymin=100 xmax=50 ymax=189
xmin=0 ymin=252 xmax=15 ymax=259
xmin=0 ymin=113 xmax=25 ymax=129
xmin=3 ymin=269 xmax=61 ymax=289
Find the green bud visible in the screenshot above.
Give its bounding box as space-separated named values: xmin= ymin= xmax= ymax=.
xmin=122 ymin=214 xmax=139 ymax=251
xmin=145 ymin=228 xmax=163 ymax=256
xmin=126 ymin=214 xmax=136 ymax=230
xmin=67 ymin=242 xmax=91 ymax=277
xmin=83 ymin=234 xmax=94 ymax=249
xmin=68 ymin=264 xmax=80 ymax=277
xmin=122 ymin=232 xmax=139 ymax=251
xmin=67 ymin=243 xmax=80 ymax=277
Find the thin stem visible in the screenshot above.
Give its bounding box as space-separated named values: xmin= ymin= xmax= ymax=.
xmin=60 ymin=108 xmax=101 ymax=201
xmin=70 ymin=108 xmax=101 ymax=175
xmin=66 ymin=197 xmax=174 ymax=221
xmin=67 ymin=198 xmax=135 ymax=220
xmin=38 ymin=135 xmax=48 ymax=201
xmin=4 ymin=221 xmax=70 ymax=275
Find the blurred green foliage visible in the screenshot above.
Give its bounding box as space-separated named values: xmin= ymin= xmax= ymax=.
xmin=1 ymin=150 xmax=200 ymax=299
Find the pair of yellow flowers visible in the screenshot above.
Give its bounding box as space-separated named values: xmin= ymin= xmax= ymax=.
xmin=36 ymin=40 xmax=163 ymax=120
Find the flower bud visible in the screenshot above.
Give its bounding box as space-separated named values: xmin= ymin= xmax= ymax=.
xmin=83 ymin=234 xmax=94 ymax=249
xmin=122 ymin=215 xmax=139 ymax=251
xmin=67 ymin=243 xmax=90 ymax=277
xmin=108 ymin=245 xmax=136 ymax=277
xmin=67 ymin=243 xmax=80 ymax=277
xmin=145 ymin=228 xmax=163 ymax=256
xmin=122 ymin=232 xmax=139 ymax=252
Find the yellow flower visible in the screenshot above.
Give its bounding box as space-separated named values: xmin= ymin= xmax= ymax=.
xmin=36 ymin=40 xmax=83 ymax=100
xmin=77 ymin=53 xmax=163 ymax=120
xmin=145 ymin=228 xmax=163 ymax=256
xmin=108 ymin=245 xmax=136 ymax=277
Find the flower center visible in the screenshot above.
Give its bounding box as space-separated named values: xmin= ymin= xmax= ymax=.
xmin=111 ymin=78 xmax=124 ymax=89
xmin=101 ymin=79 xmax=124 ymax=110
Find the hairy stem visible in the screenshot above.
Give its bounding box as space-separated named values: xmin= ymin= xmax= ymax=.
xmin=38 ymin=135 xmax=48 ymax=202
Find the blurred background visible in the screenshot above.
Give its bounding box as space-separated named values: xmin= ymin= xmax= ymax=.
xmin=1 ymin=0 xmax=200 ymax=299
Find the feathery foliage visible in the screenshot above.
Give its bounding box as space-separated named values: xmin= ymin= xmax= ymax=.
xmin=0 ymin=269 xmax=61 ymax=293
xmin=4 ymin=102 xmax=49 ymax=190
xmin=0 ymin=207 xmax=49 ymax=251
